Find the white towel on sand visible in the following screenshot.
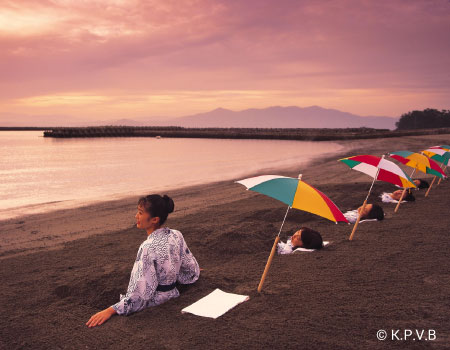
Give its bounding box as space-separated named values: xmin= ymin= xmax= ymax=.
xmin=277 ymin=239 xmax=330 ymax=254
xmin=181 ymin=288 xmax=249 ymax=319
xmin=293 ymin=241 xmax=330 ymax=253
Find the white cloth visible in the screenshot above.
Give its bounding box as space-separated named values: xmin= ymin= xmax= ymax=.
xmin=277 ymin=237 xmax=329 ymax=254
xmin=181 ymin=288 xmax=249 ymax=319
xmin=112 ymin=227 xmax=200 ymax=315
xmin=343 ymin=209 xmax=378 ymax=224
xmin=380 ymin=192 xmax=406 ymax=204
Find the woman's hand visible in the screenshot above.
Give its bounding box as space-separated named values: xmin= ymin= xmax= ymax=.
xmin=86 ymin=307 xmax=116 ymax=328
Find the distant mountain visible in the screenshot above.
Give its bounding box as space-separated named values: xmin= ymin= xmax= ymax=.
xmin=165 ymin=106 xmax=397 ymax=129
xmin=0 ymin=106 xmax=398 ymax=129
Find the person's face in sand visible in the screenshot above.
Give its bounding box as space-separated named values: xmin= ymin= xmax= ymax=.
xmin=357 ymin=204 xmax=373 ymax=219
xmin=390 ymin=190 xmax=404 ymax=201
xmin=291 ymin=230 xmax=303 ymax=248
xmin=135 ymin=205 xmax=159 ymax=231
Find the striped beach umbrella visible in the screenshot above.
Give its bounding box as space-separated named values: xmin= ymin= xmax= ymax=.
xmin=422 ymin=147 xmax=450 ymax=189
xmin=389 ymin=150 xmax=447 ymax=201
xmin=236 ymin=174 xmax=347 ymax=292
xmin=339 ymin=155 xmax=416 ymax=188
xmin=423 ymin=147 xmax=450 ymax=165
xmin=236 ymin=175 xmax=348 ymax=223
xmin=389 ymin=151 xmax=446 ymax=178
xmin=339 ymin=155 xmax=416 ymax=238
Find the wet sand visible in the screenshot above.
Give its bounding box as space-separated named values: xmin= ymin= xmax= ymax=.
xmin=1 ymin=134 xmax=450 ymax=349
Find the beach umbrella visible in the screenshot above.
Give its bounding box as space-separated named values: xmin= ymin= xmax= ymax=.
xmin=236 ymin=174 xmax=348 ymax=292
xmin=339 ymin=155 xmax=416 ymax=239
xmin=422 ymin=147 xmax=450 ymax=187
xmin=389 ymin=151 xmax=447 ymax=208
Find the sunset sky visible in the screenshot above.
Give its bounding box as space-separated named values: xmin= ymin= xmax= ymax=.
xmin=1 ymin=0 xmax=449 ymax=124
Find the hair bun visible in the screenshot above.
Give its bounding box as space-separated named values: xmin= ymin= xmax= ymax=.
xmin=162 ymin=195 xmax=175 ymax=213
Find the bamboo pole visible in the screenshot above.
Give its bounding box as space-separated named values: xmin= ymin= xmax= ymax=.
xmin=257 ymin=206 xmax=290 ymax=292
xmin=394 ymin=189 xmax=407 ymax=212
xmin=438 ymin=165 xmax=447 ymax=185
xmin=348 ymin=156 xmax=383 ymax=241
xmin=349 ymin=199 xmax=366 ymax=241
xmin=257 ymin=236 xmax=281 ymax=293
xmin=394 ymin=168 xmax=416 ymax=213
xmin=425 ymin=176 xmax=436 ymax=197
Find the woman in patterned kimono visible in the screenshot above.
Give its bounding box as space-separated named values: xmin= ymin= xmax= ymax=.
xmin=86 ymin=194 xmax=200 ymax=328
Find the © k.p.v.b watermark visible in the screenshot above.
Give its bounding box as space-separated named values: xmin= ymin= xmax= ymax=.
xmin=377 ymin=329 xmax=436 ymax=341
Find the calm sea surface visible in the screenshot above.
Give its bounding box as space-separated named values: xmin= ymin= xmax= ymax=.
xmin=0 ymin=131 xmax=344 ymax=220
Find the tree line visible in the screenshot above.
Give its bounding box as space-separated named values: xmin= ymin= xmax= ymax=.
xmin=396 ymin=109 xmax=450 ymax=130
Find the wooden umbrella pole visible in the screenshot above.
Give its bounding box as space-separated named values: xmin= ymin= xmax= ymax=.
xmin=348 ymin=159 xmax=381 ymax=241
xmin=394 ymin=168 xmax=416 ymax=213
xmin=257 ymin=206 xmax=290 ymax=293
xmin=438 ymin=165 xmax=447 ymax=185
xmin=425 ymin=176 xmax=436 ymax=197
xmin=349 ymin=199 xmax=366 ymax=241
xmin=394 ymin=189 xmax=407 ymax=212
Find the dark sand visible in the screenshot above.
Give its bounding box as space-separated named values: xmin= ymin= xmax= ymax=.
xmin=1 ymin=135 xmax=449 ymax=350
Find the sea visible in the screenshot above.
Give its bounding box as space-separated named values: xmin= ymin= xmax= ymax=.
xmin=0 ymin=131 xmax=344 ymax=220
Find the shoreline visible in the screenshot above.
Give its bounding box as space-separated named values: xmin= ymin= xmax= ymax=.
xmin=0 ymin=142 xmax=350 ymax=259
xmin=1 ymin=134 xmax=448 ymax=260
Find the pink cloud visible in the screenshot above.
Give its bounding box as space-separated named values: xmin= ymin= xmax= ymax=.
xmin=0 ymin=0 xmax=449 ymax=117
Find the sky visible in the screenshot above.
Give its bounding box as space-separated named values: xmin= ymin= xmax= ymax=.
xmin=0 ymin=0 xmax=449 ymax=125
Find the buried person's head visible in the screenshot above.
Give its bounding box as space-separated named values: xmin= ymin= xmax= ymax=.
xmin=414 ymin=179 xmax=430 ymax=189
xmin=291 ymin=227 xmax=323 ymax=249
xmin=357 ymin=203 xmax=384 ymax=221
xmin=391 ymin=190 xmax=415 ymax=202
xmin=136 ymin=194 xmax=175 ymax=231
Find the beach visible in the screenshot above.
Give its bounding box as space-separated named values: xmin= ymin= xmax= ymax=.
xmin=1 ymin=134 xmax=450 ymax=350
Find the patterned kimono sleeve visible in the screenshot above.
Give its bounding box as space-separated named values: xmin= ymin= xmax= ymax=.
xmin=112 ymin=244 xmax=158 ymax=316
xmin=176 ymin=234 xmax=200 ymax=284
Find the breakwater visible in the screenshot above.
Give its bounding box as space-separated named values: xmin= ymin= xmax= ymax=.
xmin=42 ymin=126 xmax=450 ymax=141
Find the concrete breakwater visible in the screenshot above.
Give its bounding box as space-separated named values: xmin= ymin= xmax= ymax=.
xmin=42 ymin=126 xmax=450 ymax=141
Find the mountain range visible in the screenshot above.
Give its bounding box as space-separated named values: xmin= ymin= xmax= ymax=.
xmin=0 ymin=106 xmax=398 ymax=129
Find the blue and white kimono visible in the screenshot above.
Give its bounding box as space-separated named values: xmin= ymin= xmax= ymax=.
xmin=112 ymin=227 xmax=200 ymax=315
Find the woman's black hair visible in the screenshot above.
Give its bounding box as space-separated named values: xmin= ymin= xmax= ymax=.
xmin=138 ymin=194 xmax=175 ymax=225
xmin=403 ymin=192 xmax=415 ymax=202
xmin=366 ymin=204 xmax=384 ymax=221
xmin=299 ymin=227 xmax=323 ymax=249
xmin=416 ymin=179 xmax=430 ymax=189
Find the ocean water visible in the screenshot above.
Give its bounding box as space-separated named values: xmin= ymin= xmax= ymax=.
xmin=0 ymin=131 xmax=344 ymax=220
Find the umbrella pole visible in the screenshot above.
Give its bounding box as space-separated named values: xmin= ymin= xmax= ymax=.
xmin=349 ymin=200 xmax=366 ymax=241
xmin=257 ymin=206 xmax=290 ymax=293
xmin=349 ymin=165 xmax=379 ymax=241
xmin=438 ymin=165 xmax=446 ymax=185
xmin=394 ymin=168 xmax=416 ymax=213
xmin=425 ymin=176 xmax=436 ymax=197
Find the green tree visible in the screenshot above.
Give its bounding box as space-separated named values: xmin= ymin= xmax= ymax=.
xmin=396 ymin=109 xmax=450 ymax=130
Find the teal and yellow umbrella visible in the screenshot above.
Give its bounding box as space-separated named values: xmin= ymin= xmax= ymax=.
xmin=236 ymin=175 xmax=348 ymax=223
xmin=236 ymin=174 xmax=347 ymax=292
xmin=389 ymin=151 xmax=446 ymax=178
